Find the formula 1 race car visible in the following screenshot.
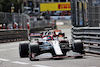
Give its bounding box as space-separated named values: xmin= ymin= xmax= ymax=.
xmin=41 ymin=30 xmax=64 ymax=37
xmin=19 ymin=32 xmax=85 ymax=61
xmin=53 ymin=30 xmax=65 ymax=37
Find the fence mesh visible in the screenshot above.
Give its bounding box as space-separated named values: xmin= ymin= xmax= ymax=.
xmin=87 ymin=0 xmax=100 ymax=27
xmin=71 ymin=0 xmax=100 ymax=27
xmin=0 ymin=12 xmax=56 ymax=30
xmin=0 ymin=12 xmax=27 ymax=29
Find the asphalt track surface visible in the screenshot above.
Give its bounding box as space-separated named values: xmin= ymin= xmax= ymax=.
xmin=0 ymin=20 xmax=100 ymax=67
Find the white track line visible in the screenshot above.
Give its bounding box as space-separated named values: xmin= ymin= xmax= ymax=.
xmin=0 ymin=58 xmax=52 ymax=67
xmin=11 ymin=61 xmax=30 ymax=65
xmin=0 ymin=49 xmax=7 ymax=51
xmin=9 ymin=48 xmax=17 ymax=50
xmin=33 ymin=65 xmax=51 ymax=67
xmin=0 ymin=48 xmax=17 ymax=51
xmin=89 ymin=66 xmax=97 ymax=67
xmin=56 ymin=22 xmax=64 ymax=25
xmin=0 ymin=58 xmax=11 ymax=61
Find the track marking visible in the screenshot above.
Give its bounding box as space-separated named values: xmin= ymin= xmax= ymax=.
xmin=0 ymin=49 xmax=7 ymax=51
xmin=56 ymin=22 xmax=64 ymax=25
xmin=11 ymin=61 xmax=30 ymax=65
xmin=0 ymin=48 xmax=17 ymax=51
xmin=33 ymin=65 xmax=51 ymax=67
xmin=9 ymin=48 xmax=17 ymax=50
xmin=89 ymin=66 xmax=97 ymax=67
xmin=0 ymin=58 xmax=11 ymax=61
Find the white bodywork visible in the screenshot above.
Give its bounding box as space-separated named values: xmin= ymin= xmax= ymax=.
xmin=52 ymin=40 xmax=63 ymax=55
xmin=41 ymin=37 xmax=63 ymax=55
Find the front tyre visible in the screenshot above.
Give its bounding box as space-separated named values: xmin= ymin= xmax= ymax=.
xmin=72 ymin=40 xmax=85 ymax=54
xmin=72 ymin=40 xmax=85 ymax=58
xmin=19 ymin=43 xmax=29 ymax=58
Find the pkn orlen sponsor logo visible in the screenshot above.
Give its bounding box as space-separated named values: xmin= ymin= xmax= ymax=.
xmin=58 ymin=4 xmax=71 ymax=9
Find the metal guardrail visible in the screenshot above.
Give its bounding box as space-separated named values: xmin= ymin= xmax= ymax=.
xmin=0 ymin=29 xmax=28 ymax=43
xmin=0 ymin=24 xmax=56 ymax=43
xmin=0 ymin=19 xmax=56 ymax=43
xmin=0 ymin=12 xmax=57 ymax=43
xmin=72 ymin=26 xmax=100 ymax=54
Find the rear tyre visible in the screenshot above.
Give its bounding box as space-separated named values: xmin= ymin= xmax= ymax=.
xmin=19 ymin=43 xmax=29 ymax=58
xmin=29 ymin=44 xmax=40 ymax=61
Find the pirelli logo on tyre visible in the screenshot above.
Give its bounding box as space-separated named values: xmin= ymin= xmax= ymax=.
xmin=40 ymin=2 xmax=71 ymax=11
xmin=58 ymin=4 xmax=71 ymax=9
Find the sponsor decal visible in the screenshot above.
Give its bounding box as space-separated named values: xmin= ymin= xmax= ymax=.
xmin=58 ymin=4 xmax=71 ymax=9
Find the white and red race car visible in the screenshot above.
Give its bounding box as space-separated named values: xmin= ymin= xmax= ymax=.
xmin=53 ymin=30 xmax=65 ymax=37
xmin=19 ymin=32 xmax=85 ymax=61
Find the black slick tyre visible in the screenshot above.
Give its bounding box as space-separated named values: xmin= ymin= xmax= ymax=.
xmin=72 ymin=40 xmax=84 ymax=54
xmin=72 ymin=40 xmax=85 ymax=58
xmin=19 ymin=43 xmax=29 ymax=58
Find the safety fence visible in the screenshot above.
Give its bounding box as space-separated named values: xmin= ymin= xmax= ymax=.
xmin=0 ymin=12 xmax=56 ymax=29
xmin=71 ymin=0 xmax=100 ymax=54
xmin=0 ymin=29 xmax=28 ymax=43
xmin=0 ymin=12 xmax=27 ymax=29
xmin=0 ymin=24 xmax=56 ymax=43
xmin=87 ymin=0 xmax=100 ymax=27
xmin=72 ymin=26 xmax=100 ymax=54
xmin=0 ymin=12 xmax=56 ymax=43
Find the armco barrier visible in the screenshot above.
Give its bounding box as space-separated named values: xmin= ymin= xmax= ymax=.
xmin=0 ymin=29 xmax=28 ymax=43
xmin=0 ymin=25 xmax=56 ymax=43
xmin=72 ymin=26 xmax=100 ymax=54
